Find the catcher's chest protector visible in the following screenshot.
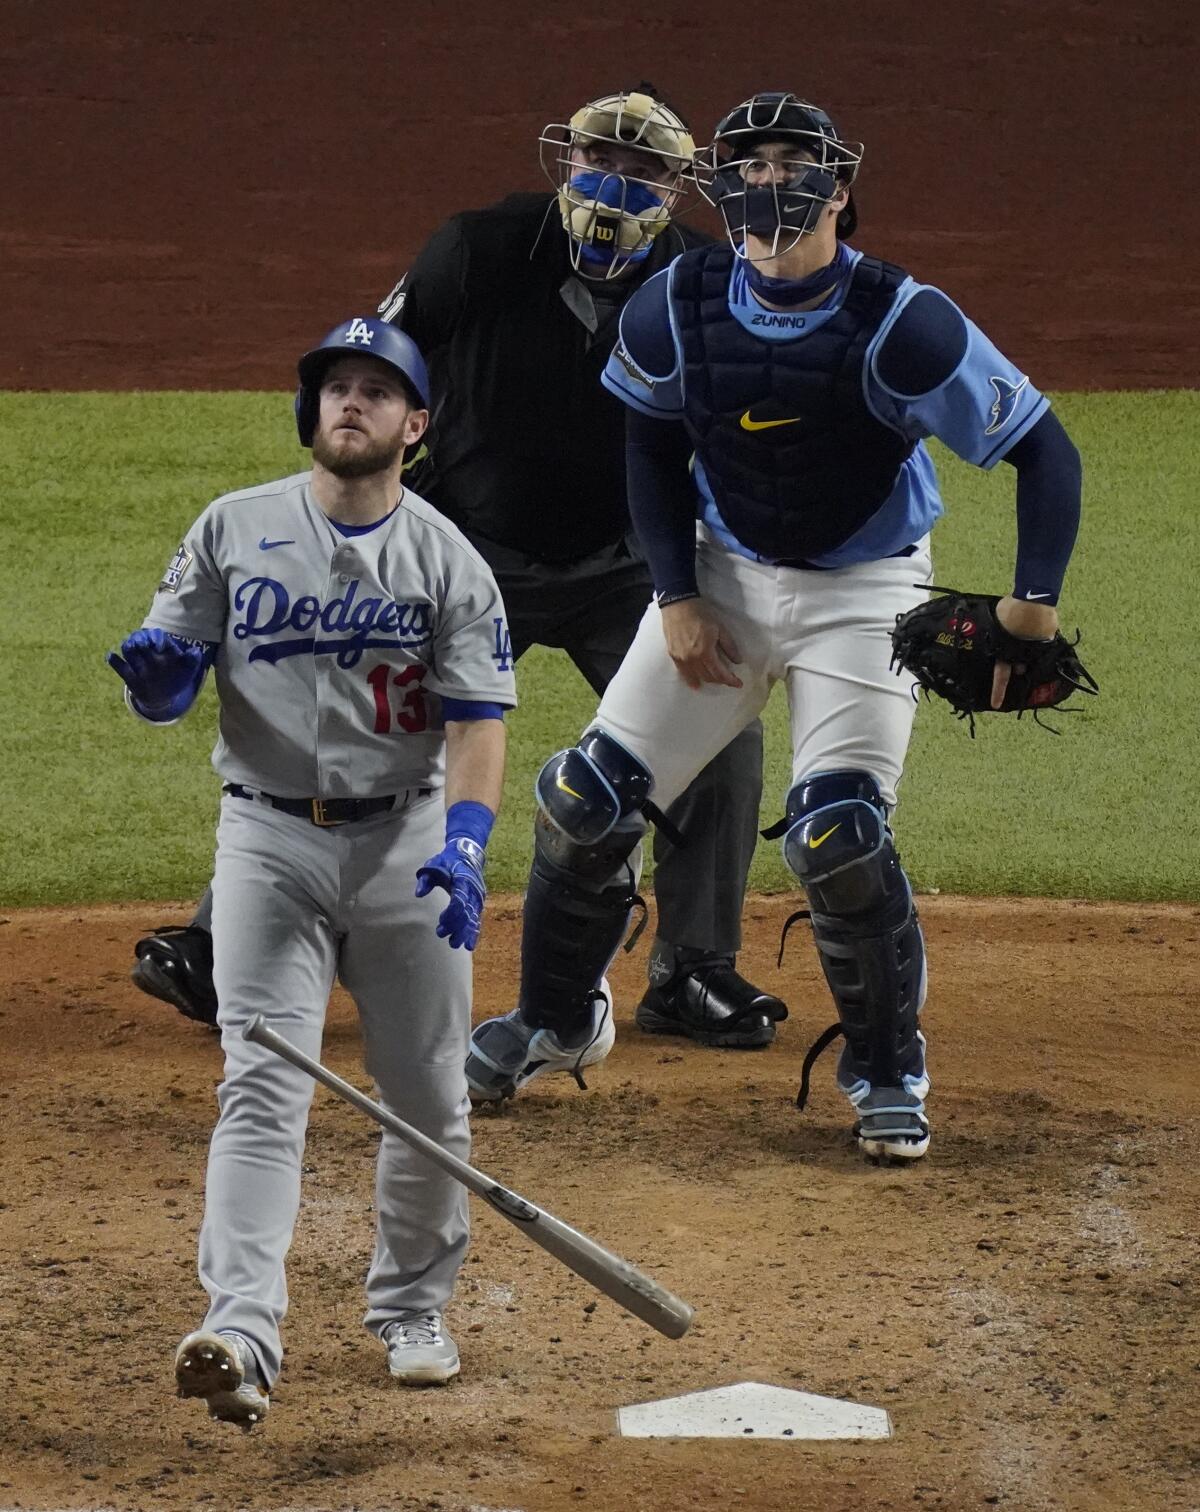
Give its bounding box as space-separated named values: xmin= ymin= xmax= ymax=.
xmin=673 ymin=245 xmax=914 ymax=559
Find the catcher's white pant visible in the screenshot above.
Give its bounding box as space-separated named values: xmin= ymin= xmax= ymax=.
xmin=595 ymin=528 xmax=933 ymax=812
xmin=199 ymin=790 xmax=472 ymax=1386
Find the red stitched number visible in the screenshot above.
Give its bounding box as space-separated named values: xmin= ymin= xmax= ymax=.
xmin=366 ymin=663 xmax=428 ymax=734
xmin=393 ymin=664 xmax=428 ymax=733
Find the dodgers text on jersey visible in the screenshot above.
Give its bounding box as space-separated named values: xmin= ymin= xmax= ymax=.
xmin=231 ymin=575 xmax=434 ymax=669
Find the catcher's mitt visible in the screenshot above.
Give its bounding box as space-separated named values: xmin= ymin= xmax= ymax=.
xmin=890 ymin=587 xmax=1098 ymax=733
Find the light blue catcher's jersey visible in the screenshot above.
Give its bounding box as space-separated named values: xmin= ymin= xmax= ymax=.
xmin=602 ymin=250 xmax=1049 ymax=567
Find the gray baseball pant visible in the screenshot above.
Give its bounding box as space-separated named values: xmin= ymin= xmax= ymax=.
xmin=199 ymin=788 xmax=471 ymax=1386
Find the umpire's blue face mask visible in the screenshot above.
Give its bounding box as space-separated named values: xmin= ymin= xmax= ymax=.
xmin=565 ymin=170 xmax=669 ymax=269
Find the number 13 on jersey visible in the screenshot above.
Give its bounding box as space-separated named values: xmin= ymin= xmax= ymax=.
xmin=366 ymin=663 xmax=428 ymax=734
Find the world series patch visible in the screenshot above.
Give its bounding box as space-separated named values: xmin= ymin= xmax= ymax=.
xmin=160 ymin=543 xmax=192 ymax=593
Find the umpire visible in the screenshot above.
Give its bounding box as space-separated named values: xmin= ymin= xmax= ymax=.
xmin=388 ymin=82 xmax=785 ymax=1064
xmin=132 ymin=84 xmax=783 ymax=1057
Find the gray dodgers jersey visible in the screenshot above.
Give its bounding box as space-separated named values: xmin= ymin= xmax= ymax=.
xmin=142 ymin=472 xmax=517 ymax=797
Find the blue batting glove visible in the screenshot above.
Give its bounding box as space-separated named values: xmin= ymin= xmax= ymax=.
xmin=415 ymin=800 xmax=495 ymax=951
xmin=415 ymin=837 xmax=487 ymax=951
xmin=106 ymin=628 xmax=207 ymax=720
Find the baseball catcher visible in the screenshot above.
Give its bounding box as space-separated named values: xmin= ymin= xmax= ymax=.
xmin=569 ymin=88 xmax=1089 ymax=1162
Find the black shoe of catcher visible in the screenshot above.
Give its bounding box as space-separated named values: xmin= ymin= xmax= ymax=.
xmin=635 ymin=960 xmax=787 ymax=1049
xmin=132 ymin=924 xmax=219 ymax=1027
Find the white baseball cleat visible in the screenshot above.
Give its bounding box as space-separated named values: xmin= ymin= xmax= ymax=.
xmin=848 ymin=1086 xmax=931 ymax=1161
xmin=465 ymin=978 xmax=615 ymax=1102
xmin=384 ymin=1312 xmax=460 ymax=1386
xmin=174 ymin=1330 xmax=270 ymax=1428
xmin=838 ymin=1038 xmax=932 ymax=1162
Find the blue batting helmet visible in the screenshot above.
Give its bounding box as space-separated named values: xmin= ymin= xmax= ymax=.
xmin=294 ymin=316 xmax=430 ymax=448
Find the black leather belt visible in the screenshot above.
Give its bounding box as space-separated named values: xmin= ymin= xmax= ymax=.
xmin=774 ymin=542 xmax=919 ymax=571
xmin=224 ymin=784 xmax=430 ymax=827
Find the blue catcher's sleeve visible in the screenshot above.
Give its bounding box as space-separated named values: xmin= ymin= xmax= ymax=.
xmin=869 ymin=285 xmax=1049 ymax=468
xmin=626 ymin=409 xmax=699 ymax=600
xmin=1003 ymin=409 xmax=1082 ymax=606
xmin=601 ymin=268 xmax=684 ymax=418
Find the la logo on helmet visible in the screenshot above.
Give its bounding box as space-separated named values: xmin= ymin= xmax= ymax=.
xmin=344 ymin=318 xmax=375 ymax=347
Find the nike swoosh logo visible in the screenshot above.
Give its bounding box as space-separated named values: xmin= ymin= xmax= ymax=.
xmin=808 ymin=823 xmax=841 ymax=849
xmin=1024 ymin=591 xmax=1052 ymax=600
xmin=556 ymin=774 xmax=585 ymax=801
xmin=740 ymin=411 xmax=803 ymax=432
xmin=259 ymin=537 xmax=295 ymax=551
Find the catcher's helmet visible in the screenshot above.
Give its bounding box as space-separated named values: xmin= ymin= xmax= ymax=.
xmin=697 ymin=92 xmax=863 ymax=253
xmin=294 ymin=316 xmax=430 ymax=448
xmin=540 ymin=85 xmax=695 ymax=279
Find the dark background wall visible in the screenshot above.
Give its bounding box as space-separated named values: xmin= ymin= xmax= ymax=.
xmin=3 ymin=0 xmax=1195 ymax=388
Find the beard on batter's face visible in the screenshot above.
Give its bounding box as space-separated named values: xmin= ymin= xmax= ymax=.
xmin=311 ymin=426 xmax=407 ymax=479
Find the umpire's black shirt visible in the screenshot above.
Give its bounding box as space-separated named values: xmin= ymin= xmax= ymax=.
xmin=381 ymin=192 xmax=711 ymax=563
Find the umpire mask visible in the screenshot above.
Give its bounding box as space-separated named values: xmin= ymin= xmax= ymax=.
xmin=540 ymin=87 xmax=695 ymax=279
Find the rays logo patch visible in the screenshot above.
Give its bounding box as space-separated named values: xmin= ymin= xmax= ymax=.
xmin=159 ymin=543 xmax=192 ymax=593
xmin=985 ymin=374 xmax=1028 ymax=435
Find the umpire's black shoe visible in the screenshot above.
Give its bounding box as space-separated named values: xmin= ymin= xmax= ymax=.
xmin=635 ymin=960 xmax=787 ymax=1049
xmin=132 ymin=924 xmax=219 ymax=1027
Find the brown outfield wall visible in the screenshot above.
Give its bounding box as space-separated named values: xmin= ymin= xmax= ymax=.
xmin=2 ymin=0 xmax=1196 ymax=390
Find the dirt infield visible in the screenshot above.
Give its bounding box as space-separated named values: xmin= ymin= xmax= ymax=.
xmin=2 ymin=895 xmax=1197 ymax=1512
xmin=3 ymin=0 xmax=1196 ymax=391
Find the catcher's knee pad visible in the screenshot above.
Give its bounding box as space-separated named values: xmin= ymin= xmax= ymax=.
xmin=535 ymin=728 xmax=653 ymax=851
xmin=782 ymin=771 xmax=925 ymax=1087
xmin=521 ymin=733 xmax=649 ymax=1035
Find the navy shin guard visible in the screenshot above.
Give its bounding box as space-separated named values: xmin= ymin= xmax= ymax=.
xmin=518 ymin=810 xmax=641 ymax=1039
xmin=782 ymin=775 xmax=925 ymax=1088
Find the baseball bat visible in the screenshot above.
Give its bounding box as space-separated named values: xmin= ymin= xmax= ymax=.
xmin=243 ymin=1016 xmax=694 ymax=1340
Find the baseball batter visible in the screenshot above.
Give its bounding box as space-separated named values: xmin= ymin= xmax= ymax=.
xmin=107 ymin=317 xmax=515 ymax=1425
xmin=493 ymin=93 xmax=1083 ymax=1160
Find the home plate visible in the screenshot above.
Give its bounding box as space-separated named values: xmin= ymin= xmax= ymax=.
xmin=616 ymin=1381 xmax=892 ymax=1440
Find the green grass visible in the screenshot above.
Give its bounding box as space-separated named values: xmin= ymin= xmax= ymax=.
xmin=1 ymin=391 xmax=1196 ymax=906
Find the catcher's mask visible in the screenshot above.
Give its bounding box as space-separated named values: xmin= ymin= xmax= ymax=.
xmin=294 ymin=316 xmax=430 ymax=448
xmin=540 ymin=86 xmax=695 ymax=280
xmin=695 ymin=92 xmax=862 ymax=260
